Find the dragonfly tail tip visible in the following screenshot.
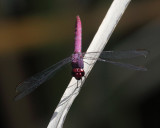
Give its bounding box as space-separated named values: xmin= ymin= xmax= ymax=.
xmin=76 ymin=15 xmax=80 ymax=20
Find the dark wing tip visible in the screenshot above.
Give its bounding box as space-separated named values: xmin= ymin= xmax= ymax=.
xmin=15 ymin=81 xmax=26 ymax=93
xmin=15 ymin=84 xmax=21 ymax=92
xmin=14 ymin=94 xmax=21 ymax=101
xmin=136 ymin=49 xmax=149 ymax=58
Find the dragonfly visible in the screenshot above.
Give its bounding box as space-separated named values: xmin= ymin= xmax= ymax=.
xmin=15 ymin=16 xmax=148 ymax=101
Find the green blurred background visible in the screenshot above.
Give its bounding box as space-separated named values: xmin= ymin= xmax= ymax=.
xmin=0 ymin=0 xmax=160 ymax=128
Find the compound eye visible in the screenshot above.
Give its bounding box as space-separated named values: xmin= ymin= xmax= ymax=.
xmin=79 ymin=69 xmax=85 ymax=76
xmin=71 ymin=68 xmax=85 ymax=80
xmin=72 ymin=68 xmax=79 ymax=77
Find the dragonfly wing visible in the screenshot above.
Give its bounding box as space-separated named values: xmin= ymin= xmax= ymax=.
xmin=83 ymin=50 xmax=148 ymax=71
xmin=97 ymin=58 xmax=147 ymax=71
xmin=100 ymin=50 xmax=148 ymax=59
xmin=15 ymin=57 xmax=71 ymax=101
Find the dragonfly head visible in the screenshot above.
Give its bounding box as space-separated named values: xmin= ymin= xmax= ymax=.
xmin=72 ymin=68 xmax=85 ymax=80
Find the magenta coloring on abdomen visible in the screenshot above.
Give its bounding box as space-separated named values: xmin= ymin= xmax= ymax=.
xmin=74 ymin=16 xmax=82 ymax=53
xmin=71 ymin=16 xmax=85 ymax=80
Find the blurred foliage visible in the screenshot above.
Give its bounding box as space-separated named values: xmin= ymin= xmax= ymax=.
xmin=0 ymin=0 xmax=160 ymax=128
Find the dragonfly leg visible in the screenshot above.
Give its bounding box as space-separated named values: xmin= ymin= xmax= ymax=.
xmin=76 ymin=80 xmax=79 ymax=88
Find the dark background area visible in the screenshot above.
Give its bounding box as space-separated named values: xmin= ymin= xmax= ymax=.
xmin=0 ymin=0 xmax=160 ymax=128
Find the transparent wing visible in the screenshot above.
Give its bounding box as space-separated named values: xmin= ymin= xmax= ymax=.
xmin=83 ymin=50 xmax=148 ymax=71
xmin=83 ymin=55 xmax=147 ymax=71
xmin=15 ymin=57 xmax=72 ymax=101
xmin=83 ymin=50 xmax=148 ymax=59
xmin=97 ymin=58 xmax=147 ymax=71
xmin=100 ymin=50 xmax=148 ymax=59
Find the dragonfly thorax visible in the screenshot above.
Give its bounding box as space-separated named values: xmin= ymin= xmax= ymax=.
xmin=72 ymin=68 xmax=85 ymax=80
xmin=71 ymin=53 xmax=84 ymax=69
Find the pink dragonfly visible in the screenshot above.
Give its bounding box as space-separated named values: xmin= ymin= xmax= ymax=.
xmin=15 ymin=16 xmax=148 ymax=101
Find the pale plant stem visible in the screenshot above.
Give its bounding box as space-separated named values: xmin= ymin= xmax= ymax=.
xmin=47 ymin=0 xmax=131 ymax=128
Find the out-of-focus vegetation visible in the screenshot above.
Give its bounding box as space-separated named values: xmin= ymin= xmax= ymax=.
xmin=0 ymin=0 xmax=160 ymax=128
